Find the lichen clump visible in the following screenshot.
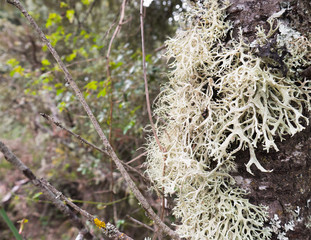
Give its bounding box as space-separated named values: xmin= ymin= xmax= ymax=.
xmin=146 ymin=0 xmax=311 ymax=239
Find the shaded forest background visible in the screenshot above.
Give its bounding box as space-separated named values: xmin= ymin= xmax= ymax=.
xmin=0 ymin=0 xmax=184 ymax=239
xmin=1 ymin=0 xmax=311 ymax=239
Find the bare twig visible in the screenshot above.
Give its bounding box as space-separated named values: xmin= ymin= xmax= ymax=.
xmin=1 ymin=179 xmax=29 ymax=205
xmin=6 ymin=1 xmax=179 ymax=238
xmin=154 ymin=45 xmax=166 ymax=52
xmin=106 ymin=0 xmax=127 ymax=144
xmin=0 ymin=141 xmax=133 ymax=240
xmin=40 ymin=113 xmax=149 ymax=182
xmin=40 ymin=113 xmax=108 ymax=153
xmin=126 ymin=215 xmax=154 ymax=232
xmin=139 ymin=1 xmax=164 ymax=152
xmin=106 ymin=0 xmax=127 ymax=78
xmin=105 ymin=0 xmax=128 ymax=225
xmin=140 ymin=0 xmax=168 ymax=224
xmin=0 ymin=141 xmax=95 ymax=240
xmin=127 ymin=151 xmax=147 ymax=165
xmin=81 ymin=0 xmax=98 ymax=25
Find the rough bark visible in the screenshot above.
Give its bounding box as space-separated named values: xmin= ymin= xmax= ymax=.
xmin=228 ymin=0 xmax=311 ymax=239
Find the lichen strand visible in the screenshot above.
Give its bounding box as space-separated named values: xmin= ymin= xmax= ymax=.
xmin=146 ymin=0 xmax=311 ymax=239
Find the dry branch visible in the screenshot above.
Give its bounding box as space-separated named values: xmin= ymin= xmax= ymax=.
xmin=0 ymin=141 xmax=95 ymax=240
xmin=40 ymin=113 xmax=149 ymax=182
xmin=0 ymin=140 xmax=133 ymax=240
xmin=6 ymin=0 xmax=179 ymax=239
xmin=139 ymin=0 xmax=168 ymax=223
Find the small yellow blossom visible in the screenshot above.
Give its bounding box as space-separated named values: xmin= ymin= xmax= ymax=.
xmin=94 ymin=218 xmax=106 ymax=229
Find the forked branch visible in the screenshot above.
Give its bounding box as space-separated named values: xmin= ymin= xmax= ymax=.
xmin=6 ymin=0 xmax=179 ymax=239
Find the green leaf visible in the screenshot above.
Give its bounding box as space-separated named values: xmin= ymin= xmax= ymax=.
xmin=41 ymin=59 xmax=51 ymax=66
xmin=130 ymin=106 xmax=141 ymax=115
xmin=6 ymin=58 xmax=19 ymax=67
xmin=97 ymin=88 xmax=107 ymax=98
xmin=116 ymin=219 xmax=125 ymax=229
xmin=32 ymin=192 xmax=43 ymax=200
xmin=84 ymin=81 xmax=98 ymax=91
xmin=60 ymin=2 xmax=68 ymax=8
xmin=123 ymin=119 xmax=136 ymax=134
xmin=66 ymin=9 xmax=75 ymax=23
xmin=110 ymin=61 xmax=123 ymax=70
xmin=43 ymin=86 xmax=53 ymax=91
xmin=42 ymin=45 xmax=48 ymax=52
xmin=65 ymin=33 xmax=72 ymax=43
xmin=10 ymin=66 xmax=24 ymax=77
xmin=81 ymin=0 xmax=92 ymax=5
xmin=80 ymin=30 xmax=87 ymax=36
xmin=58 ymin=102 xmax=67 ymax=112
xmin=55 ymin=83 xmax=63 ymax=88
xmin=78 ymin=47 xmax=88 ymax=58
xmin=65 ymin=52 xmax=77 ymax=62
xmin=46 ymin=27 xmax=64 ymax=46
xmin=56 ymin=88 xmax=64 ymax=96
xmin=0 ymin=207 xmax=23 ymax=240
xmin=145 ymin=54 xmax=152 ymax=63
xmin=46 ymin=13 xmax=62 ymax=28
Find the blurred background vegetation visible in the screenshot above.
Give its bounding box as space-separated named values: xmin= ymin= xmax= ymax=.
xmin=0 ymin=0 xmax=185 ymax=239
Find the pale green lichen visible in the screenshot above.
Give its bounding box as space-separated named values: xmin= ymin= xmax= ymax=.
xmin=146 ymin=0 xmax=311 ymax=239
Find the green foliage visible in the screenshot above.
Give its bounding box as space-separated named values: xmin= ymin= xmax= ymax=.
xmin=0 ymin=0 xmax=184 ymax=239
xmin=46 ymin=13 xmax=62 ymax=28
xmin=66 ymin=9 xmax=75 ymax=23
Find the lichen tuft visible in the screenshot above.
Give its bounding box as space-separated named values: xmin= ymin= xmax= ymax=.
xmin=146 ymin=0 xmax=311 ymax=239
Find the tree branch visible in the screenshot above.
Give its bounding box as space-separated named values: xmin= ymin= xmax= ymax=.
xmin=105 ymin=0 xmax=127 ymax=224
xmin=40 ymin=113 xmax=150 ymax=183
xmin=0 ymin=140 xmax=134 ymax=240
xmin=6 ymin=1 xmax=179 ymax=239
xmin=140 ymin=0 xmax=168 ymax=224
xmin=126 ymin=215 xmax=155 ymax=232
xmin=0 ymin=141 xmax=95 ymax=240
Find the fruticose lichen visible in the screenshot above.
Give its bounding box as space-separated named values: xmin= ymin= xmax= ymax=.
xmin=146 ymin=0 xmax=311 ymax=239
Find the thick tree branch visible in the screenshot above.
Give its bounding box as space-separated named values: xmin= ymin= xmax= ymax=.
xmin=6 ymin=1 xmax=179 ymax=239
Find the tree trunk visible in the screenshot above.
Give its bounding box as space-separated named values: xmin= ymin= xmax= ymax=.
xmin=227 ymin=0 xmax=311 ymax=239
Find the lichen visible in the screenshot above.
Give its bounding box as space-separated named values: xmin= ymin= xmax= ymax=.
xmin=146 ymin=0 xmax=311 ymax=239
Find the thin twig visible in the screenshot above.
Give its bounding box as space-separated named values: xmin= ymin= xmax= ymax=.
xmin=1 ymin=179 xmax=29 ymax=205
xmin=105 ymin=0 xmax=127 ymax=225
xmin=154 ymin=45 xmax=166 ymax=52
xmin=0 ymin=141 xmax=133 ymax=240
xmin=139 ymin=1 xmax=164 ymax=152
xmin=139 ymin=1 xmax=168 ymax=224
xmin=0 ymin=141 xmax=95 ymax=240
xmin=126 ymin=215 xmax=154 ymax=232
xmin=40 ymin=113 xmax=149 ymax=182
xmin=7 ymin=1 xmax=179 ymax=238
xmin=106 ymin=0 xmax=127 ymax=144
xmin=81 ymin=0 xmax=98 ymax=24
xmin=127 ymin=152 xmax=147 ymax=165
